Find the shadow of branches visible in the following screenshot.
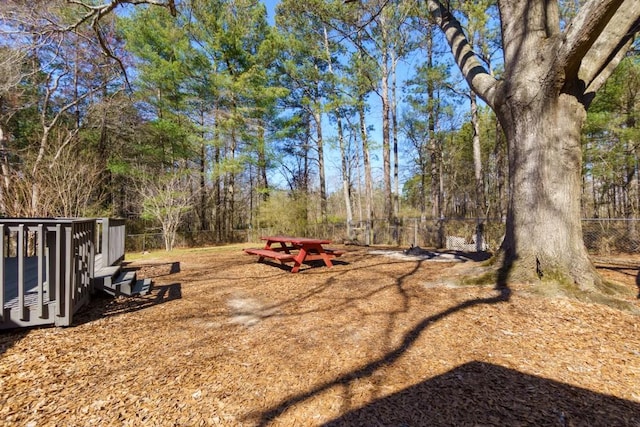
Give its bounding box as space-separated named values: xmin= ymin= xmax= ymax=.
xmin=254 ymin=276 xmax=511 ymax=426
xmin=71 ymin=282 xmax=182 ymax=326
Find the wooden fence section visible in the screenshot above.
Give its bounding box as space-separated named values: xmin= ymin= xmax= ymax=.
xmin=0 ymin=218 xmax=125 ymax=330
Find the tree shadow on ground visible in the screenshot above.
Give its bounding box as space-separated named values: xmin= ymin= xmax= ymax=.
xmin=71 ymin=282 xmax=182 ymax=326
xmin=592 ymin=262 xmax=640 ymax=299
xmin=0 ymin=327 xmax=30 ymax=357
xmin=323 ymin=361 xmax=640 ymax=426
xmin=254 ymin=283 xmax=512 ymax=426
xmin=254 ymin=259 xmax=350 ymax=272
xmin=252 ymin=253 xmax=639 ymax=425
xmin=453 ymin=250 xmax=492 ymax=262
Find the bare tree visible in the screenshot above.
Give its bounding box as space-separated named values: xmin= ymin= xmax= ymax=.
xmin=137 ymin=170 xmax=196 ymax=251
xmin=1 ymin=1 xmax=125 ymax=215
xmin=37 ymin=140 xmax=106 ymax=217
xmin=0 ymin=48 xmax=28 ymax=213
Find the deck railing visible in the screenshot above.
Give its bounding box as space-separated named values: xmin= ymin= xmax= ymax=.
xmin=0 ymin=218 xmax=103 ymax=329
xmin=96 ymin=218 xmax=125 ymax=269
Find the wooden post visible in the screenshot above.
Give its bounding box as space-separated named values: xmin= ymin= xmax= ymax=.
xmin=55 ymin=224 xmax=63 ymax=319
xmin=37 ymin=224 xmax=44 ymax=319
xmin=0 ymin=224 xmax=4 ymax=323
xmin=18 ymin=224 xmax=25 ymax=321
xmin=47 ymin=227 xmax=57 ymax=300
xmin=102 ymin=218 xmax=109 ymax=268
xmin=89 ymin=221 xmax=95 ymax=294
xmin=61 ymin=225 xmax=72 ymax=326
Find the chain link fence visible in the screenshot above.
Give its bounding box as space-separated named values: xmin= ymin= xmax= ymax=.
xmin=582 ymin=219 xmax=640 ymax=255
xmin=126 ymin=218 xmax=640 ymax=256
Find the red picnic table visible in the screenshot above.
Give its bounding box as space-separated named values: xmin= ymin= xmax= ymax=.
xmin=243 ymin=236 xmax=344 ymax=273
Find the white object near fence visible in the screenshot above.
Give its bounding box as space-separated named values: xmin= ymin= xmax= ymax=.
xmin=446 ymin=235 xmax=488 ymax=252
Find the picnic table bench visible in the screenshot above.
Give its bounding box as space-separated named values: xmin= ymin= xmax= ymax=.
xmin=244 ymin=236 xmax=344 ymax=273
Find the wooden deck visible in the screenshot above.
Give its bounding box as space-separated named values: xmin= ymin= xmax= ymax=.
xmin=0 ymin=218 xmax=140 ymax=330
xmin=1 ymin=255 xmax=113 ymax=309
xmin=3 ymin=256 xmax=51 ymax=309
xmin=1 ymin=256 xmax=54 ymax=328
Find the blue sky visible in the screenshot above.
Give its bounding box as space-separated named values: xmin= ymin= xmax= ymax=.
xmin=262 ymin=0 xmax=279 ymax=24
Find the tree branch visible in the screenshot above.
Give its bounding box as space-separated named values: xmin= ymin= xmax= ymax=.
xmin=91 ymin=19 xmax=132 ymax=89
xmin=579 ymin=1 xmax=640 ymax=95
xmin=65 ymin=0 xmax=177 ymax=29
xmin=558 ymin=0 xmax=626 ymax=80
xmin=61 ymin=0 xmax=178 ymax=87
xmin=426 ymin=0 xmax=498 ymax=109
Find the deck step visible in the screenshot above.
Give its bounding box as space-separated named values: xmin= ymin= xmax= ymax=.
xmin=94 ymin=266 xmax=153 ymax=297
xmin=93 ymin=265 xmax=121 ymax=288
xmin=131 ymin=278 xmax=153 ymax=296
xmin=112 ymin=270 xmax=137 ymax=296
xmin=96 ymin=269 xmax=137 ymax=296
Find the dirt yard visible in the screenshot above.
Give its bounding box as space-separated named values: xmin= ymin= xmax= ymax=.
xmin=1 ymin=245 xmax=639 ymax=426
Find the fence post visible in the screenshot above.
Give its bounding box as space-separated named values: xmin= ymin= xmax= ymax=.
xmin=0 ymin=224 xmax=4 ymax=323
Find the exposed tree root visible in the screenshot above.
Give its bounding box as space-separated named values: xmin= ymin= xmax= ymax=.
xmin=451 ymin=255 xmax=640 ymax=315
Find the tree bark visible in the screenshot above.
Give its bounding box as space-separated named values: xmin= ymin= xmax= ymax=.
xmin=493 ymin=118 xmax=507 ymax=220
xmin=497 ymin=92 xmax=599 ymax=288
xmin=470 ymin=91 xmax=485 ymax=251
xmin=0 ymin=126 xmax=10 ymax=214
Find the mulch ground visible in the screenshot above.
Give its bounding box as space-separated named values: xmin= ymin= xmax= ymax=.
xmin=1 ymin=245 xmax=639 ymax=426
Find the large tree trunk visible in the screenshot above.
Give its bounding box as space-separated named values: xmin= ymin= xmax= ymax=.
xmin=493 ymin=118 xmax=507 ymax=220
xmin=428 ymin=0 xmax=639 ymax=291
xmin=470 ymin=92 xmax=486 ymax=251
xmin=497 ymin=94 xmax=599 ymax=289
